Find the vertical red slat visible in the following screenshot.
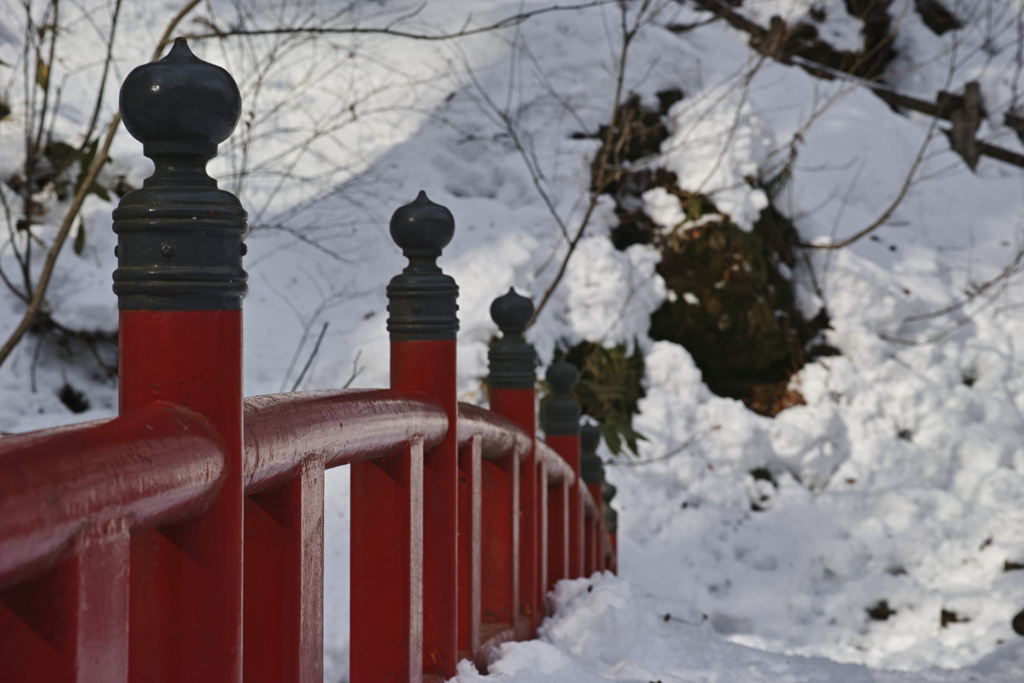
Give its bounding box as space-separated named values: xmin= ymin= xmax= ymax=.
xmin=583 ymin=513 xmax=594 ymax=577
xmin=121 ymin=310 xmax=244 ymax=683
xmin=546 ymin=478 xmax=568 ymax=595
xmin=587 ymin=482 xmax=604 ymax=576
xmin=391 ymin=339 xmax=458 ymax=679
xmin=351 ymin=437 xmax=424 ymax=683
xmin=487 ymin=388 xmax=538 ymax=637
xmin=589 ymin=482 xmax=605 ymax=574
xmin=0 ymin=520 xmax=130 ymax=682
xmin=480 ymin=451 xmax=518 ymax=639
xmin=243 ymin=455 xmax=325 ymax=682
xmin=538 ymin=462 xmax=548 ymax=613
xmin=546 ymin=434 xmax=582 ymax=578
xmin=457 ymin=436 xmax=482 ymax=660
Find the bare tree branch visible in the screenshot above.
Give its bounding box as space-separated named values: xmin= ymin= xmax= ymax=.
xmin=182 ymin=1 xmax=615 ymax=43
xmin=0 ymin=0 xmax=203 ymax=369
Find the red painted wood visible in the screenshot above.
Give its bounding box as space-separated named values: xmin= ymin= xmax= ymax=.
xmin=120 ymin=309 xmax=244 ymax=683
xmin=0 ymin=404 xmax=223 ymax=587
xmin=480 ymin=450 xmax=517 ymax=636
xmin=583 ymin=513 xmax=594 ymax=577
xmin=456 ymin=436 xmax=481 ymax=661
xmin=545 ymin=434 xmax=582 ymax=578
xmin=546 ymin=478 xmax=568 ymax=594
xmin=457 ymin=403 xmax=531 ymax=461
xmin=243 ymin=455 xmax=325 ymax=682
xmin=391 ymin=339 xmax=458 ymax=679
xmin=243 ymin=389 xmax=446 ymax=492
xmin=351 ymin=438 xmax=424 ymax=683
xmin=539 ymin=462 xmax=548 ymax=604
xmin=488 ymin=388 xmax=538 ymax=636
xmin=0 ymin=520 xmax=130 ymax=682
xmin=587 ymin=482 xmax=604 ymax=576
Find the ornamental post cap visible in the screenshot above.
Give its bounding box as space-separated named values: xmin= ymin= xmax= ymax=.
xmin=580 ymin=422 xmax=604 ymax=484
xmin=603 ymin=481 xmax=617 ymax=504
xmin=390 ymin=191 xmax=455 ymax=256
xmin=580 ymin=422 xmax=601 ymax=453
xmin=490 ymin=288 xmax=533 ymax=335
xmin=120 ymin=38 xmax=242 ymax=149
xmin=546 ymin=358 xmax=578 ymax=394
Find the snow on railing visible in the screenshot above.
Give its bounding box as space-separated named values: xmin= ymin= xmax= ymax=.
xmin=0 ymin=39 xmax=615 ymax=682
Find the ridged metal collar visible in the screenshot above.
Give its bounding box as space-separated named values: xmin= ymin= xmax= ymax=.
xmin=112 ymin=39 xmax=247 ymax=311
xmin=580 ymin=423 xmax=604 ymax=484
xmin=542 ymin=359 xmax=580 ymax=435
xmin=488 ymin=288 xmax=536 ymax=389
xmin=386 ymin=192 xmax=459 ymax=341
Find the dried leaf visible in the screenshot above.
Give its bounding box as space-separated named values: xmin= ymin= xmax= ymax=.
xmin=35 ymin=57 xmax=49 ymax=91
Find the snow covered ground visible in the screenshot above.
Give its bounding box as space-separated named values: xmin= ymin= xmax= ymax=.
xmin=4 ymin=0 xmax=1024 ymax=681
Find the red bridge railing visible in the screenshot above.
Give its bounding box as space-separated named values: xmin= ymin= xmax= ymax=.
xmin=0 ymin=39 xmax=616 ymax=683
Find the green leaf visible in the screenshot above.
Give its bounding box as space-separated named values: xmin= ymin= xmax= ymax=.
xmin=44 ymin=141 xmax=78 ymax=173
xmin=73 ymin=139 xmax=100 ymax=196
xmin=73 ymin=219 xmax=86 ymax=256
xmin=88 ymin=182 xmax=111 ymax=202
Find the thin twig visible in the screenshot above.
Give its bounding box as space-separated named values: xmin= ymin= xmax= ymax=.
xmin=605 ymin=424 xmax=719 ymax=466
xmin=291 ymin=321 xmax=328 ymax=391
xmin=529 ymin=0 xmax=665 ymax=328
xmin=182 ymin=1 xmax=615 ymax=43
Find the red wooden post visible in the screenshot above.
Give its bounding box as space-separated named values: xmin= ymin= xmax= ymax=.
xmin=112 ymin=39 xmax=248 ymax=682
xmin=486 ymin=289 xmax=539 ymax=637
xmin=543 ymin=360 xmax=582 ymax=579
xmin=457 ymin=436 xmax=482 ymax=661
xmin=353 ymin=192 xmax=459 ymax=681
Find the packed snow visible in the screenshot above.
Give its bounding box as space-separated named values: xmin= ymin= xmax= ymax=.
xmin=3 ymin=0 xmax=1024 ymax=681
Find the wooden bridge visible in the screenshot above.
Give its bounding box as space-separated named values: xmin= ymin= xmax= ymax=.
xmin=0 ymin=38 xmax=616 ymax=683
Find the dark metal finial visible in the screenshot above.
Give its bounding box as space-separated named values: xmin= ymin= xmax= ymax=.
xmin=542 ymin=359 xmax=580 ymax=435
xmin=386 ymin=191 xmax=459 ymax=340
xmin=546 ymin=359 xmax=578 ymax=395
xmin=120 ymin=38 xmax=242 ymax=156
xmin=389 ymin=191 xmax=455 ymax=255
xmin=580 ymin=422 xmax=604 ymax=484
xmin=490 ymin=288 xmax=533 ymax=337
xmin=112 ymin=38 xmax=247 ymax=311
xmin=602 ymin=481 xmax=617 ymax=505
xmin=487 ymin=288 xmax=536 ymax=390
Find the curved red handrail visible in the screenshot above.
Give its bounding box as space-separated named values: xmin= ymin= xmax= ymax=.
xmin=536 ymin=440 xmax=574 ymax=485
xmin=0 ymin=402 xmax=224 ymax=588
xmin=243 ymin=388 xmax=447 ymax=494
xmin=457 ymin=402 xmax=532 ymax=461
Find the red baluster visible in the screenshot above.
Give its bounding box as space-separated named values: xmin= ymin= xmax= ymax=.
xmin=353 ymin=192 xmax=459 ymax=682
xmin=113 ymin=39 xmax=247 ymax=682
xmin=457 ymin=436 xmax=482 ymax=661
xmin=543 ymin=360 xmax=583 ymax=579
xmin=487 ymin=289 xmax=539 ymax=637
